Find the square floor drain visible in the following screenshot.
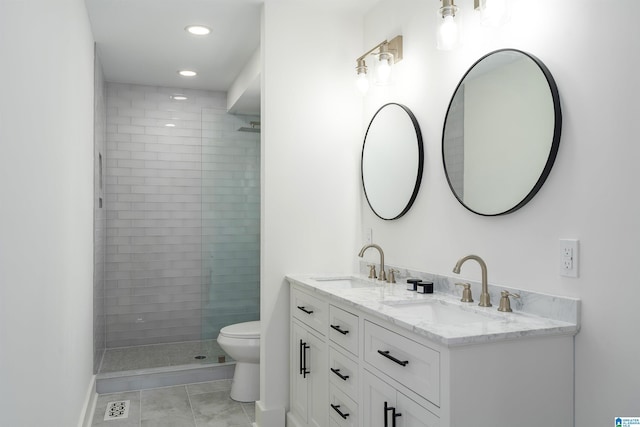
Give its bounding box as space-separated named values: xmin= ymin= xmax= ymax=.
xmin=104 ymin=400 xmax=130 ymax=421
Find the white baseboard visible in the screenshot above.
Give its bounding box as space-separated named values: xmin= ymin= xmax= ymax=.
xmin=78 ymin=374 xmax=97 ymax=427
xmin=254 ymin=399 xmax=285 ymax=427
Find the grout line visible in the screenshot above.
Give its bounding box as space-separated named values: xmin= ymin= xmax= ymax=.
xmin=240 ymin=403 xmax=254 ymax=424
xmin=138 ymin=389 xmax=141 ymax=427
xmin=185 ymin=384 xmax=199 ymax=427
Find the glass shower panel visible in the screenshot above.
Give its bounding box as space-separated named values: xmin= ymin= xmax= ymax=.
xmin=201 ymin=108 xmax=260 ymax=341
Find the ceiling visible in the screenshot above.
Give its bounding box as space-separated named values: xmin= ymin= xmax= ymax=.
xmin=85 ymin=0 xmax=381 ymax=115
xmin=85 ymin=0 xmax=262 ymax=112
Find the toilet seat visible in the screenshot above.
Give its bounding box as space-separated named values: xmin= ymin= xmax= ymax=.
xmin=219 ymin=320 xmax=260 ymax=339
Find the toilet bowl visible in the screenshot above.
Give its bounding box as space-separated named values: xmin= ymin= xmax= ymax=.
xmin=217 ymin=320 xmax=260 ymax=402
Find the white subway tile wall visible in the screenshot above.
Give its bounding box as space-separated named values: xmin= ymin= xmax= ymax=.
xmin=105 ymin=83 xmax=260 ymax=348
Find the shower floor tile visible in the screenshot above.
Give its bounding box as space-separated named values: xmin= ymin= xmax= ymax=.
xmin=92 ymin=380 xmax=255 ymax=427
xmin=100 ymin=340 xmax=231 ymax=374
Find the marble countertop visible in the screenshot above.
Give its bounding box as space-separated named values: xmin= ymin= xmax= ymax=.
xmin=286 ymin=273 xmax=579 ymax=347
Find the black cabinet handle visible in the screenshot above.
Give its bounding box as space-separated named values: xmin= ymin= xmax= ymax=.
xmin=384 ymin=401 xmax=392 ymax=427
xmin=377 ymin=350 xmax=409 ymax=367
xmin=299 ymin=340 xmax=310 ymax=377
xmin=299 ymin=340 xmax=304 ymax=375
xmin=393 ymin=408 xmax=402 ymax=426
xmin=331 ymin=404 xmax=350 ymax=419
xmin=384 ymin=401 xmax=402 ymax=427
xmin=302 ymin=342 xmax=310 ymax=378
xmin=330 ymin=324 xmax=349 ymax=335
xmin=330 ymin=368 xmax=350 ymax=381
xmin=297 ymin=306 xmax=314 ymax=315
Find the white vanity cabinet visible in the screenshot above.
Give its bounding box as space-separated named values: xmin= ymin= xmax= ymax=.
xmin=328 ymin=305 xmax=361 ymax=427
xmin=289 ymin=288 xmax=328 ymax=427
xmin=287 ymin=281 xmax=575 ymax=427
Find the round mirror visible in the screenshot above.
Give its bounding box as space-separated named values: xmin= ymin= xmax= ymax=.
xmin=442 ymin=49 xmax=562 ymax=216
xmin=362 ymin=103 xmax=424 ymax=220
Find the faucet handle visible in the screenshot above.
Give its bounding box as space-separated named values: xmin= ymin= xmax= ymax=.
xmin=498 ymin=290 xmax=520 ymax=312
xmin=387 ymin=268 xmax=398 ymax=283
xmin=455 ymin=282 xmax=474 ymax=303
xmin=367 ymin=264 xmax=377 ymax=279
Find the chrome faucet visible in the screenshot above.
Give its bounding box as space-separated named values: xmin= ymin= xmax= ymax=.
xmin=453 ymin=254 xmax=491 ymax=307
xmin=358 ymin=244 xmax=386 ymax=281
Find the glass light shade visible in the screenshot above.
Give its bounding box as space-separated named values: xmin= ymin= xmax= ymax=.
xmin=479 ymin=0 xmax=509 ymax=27
xmin=376 ymin=53 xmax=393 ymax=84
xmin=356 ymin=72 xmax=370 ymax=94
xmin=437 ymin=14 xmax=460 ymax=51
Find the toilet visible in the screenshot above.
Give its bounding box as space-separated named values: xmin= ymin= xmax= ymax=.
xmin=217 ymin=320 xmax=260 ymax=402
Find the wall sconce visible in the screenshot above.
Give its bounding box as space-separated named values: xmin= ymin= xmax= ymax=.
xmin=437 ymin=0 xmax=510 ymax=51
xmin=436 ymin=0 xmax=460 ymax=51
xmin=355 ymin=35 xmax=403 ymax=94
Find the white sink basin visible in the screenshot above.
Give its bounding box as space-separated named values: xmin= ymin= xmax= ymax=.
xmin=382 ymin=299 xmax=494 ymax=324
xmin=310 ymin=276 xmax=375 ymax=289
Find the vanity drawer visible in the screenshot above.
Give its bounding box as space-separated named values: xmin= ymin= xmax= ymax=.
xmin=329 ymin=346 xmax=359 ymax=398
xmin=329 ymin=305 xmax=359 ymax=356
xmin=291 ymin=287 xmax=328 ymax=334
xmin=364 ymin=320 xmax=440 ymax=406
xmin=329 ymin=384 xmax=359 ymax=427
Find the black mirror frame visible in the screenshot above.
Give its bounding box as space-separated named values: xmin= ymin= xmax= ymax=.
xmin=441 ymin=48 xmax=562 ymax=216
xmin=362 ymin=103 xmax=425 ymax=220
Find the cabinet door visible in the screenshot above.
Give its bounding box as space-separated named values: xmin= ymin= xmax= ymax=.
xmin=291 ymin=321 xmax=310 ymax=424
xmin=396 ymin=393 xmax=439 ymax=427
xmin=362 ymin=370 xmax=397 ymax=427
xmin=363 ymin=370 xmax=439 ymax=427
xmin=306 ymin=328 xmax=327 ymax=427
xmin=291 ymin=320 xmax=327 ymax=427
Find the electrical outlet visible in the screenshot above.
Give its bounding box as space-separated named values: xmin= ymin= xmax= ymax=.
xmin=560 ymin=239 xmax=579 ymax=278
xmin=365 ymin=228 xmax=372 ymax=244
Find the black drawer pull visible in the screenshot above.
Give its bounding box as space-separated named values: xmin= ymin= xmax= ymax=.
xmin=331 ymin=404 xmax=350 ymax=419
xmin=297 ymin=306 xmax=314 ymax=315
xmin=330 ymin=368 xmax=350 ymax=381
xmin=377 ymin=350 xmax=409 ymax=366
xmin=330 ymin=324 xmax=349 ymax=335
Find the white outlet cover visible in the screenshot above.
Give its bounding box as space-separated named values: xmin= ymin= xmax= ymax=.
xmin=559 ymin=239 xmax=579 ymax=278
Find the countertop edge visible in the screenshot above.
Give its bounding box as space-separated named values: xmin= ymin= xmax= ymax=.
xmin=286 ymin=275 xmax=579 ymax=348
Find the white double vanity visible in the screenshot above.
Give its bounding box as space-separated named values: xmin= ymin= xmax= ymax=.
xmin=285 ymin=270 xmax=579 ymax=427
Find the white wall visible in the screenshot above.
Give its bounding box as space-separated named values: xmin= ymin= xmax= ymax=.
xmin=0 ymin=0 xmax=96 ymax=426
xmin=259 ymin=1 xmax=363 ymax=425
xmin=360 ymin=0 xmax=640 ymax=425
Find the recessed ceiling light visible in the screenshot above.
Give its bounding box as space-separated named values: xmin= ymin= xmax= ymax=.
xmin=185 ymin=25 xmax=211 ymax=36
xmin=165 ymin=123 xmax=176 ymax=127
xmin=170 ymin=94 xmax=188 ymax=101
xmin=178 ymin=70 xmax=197 ymax=77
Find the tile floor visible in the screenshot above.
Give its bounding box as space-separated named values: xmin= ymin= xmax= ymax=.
xmin=91 ymin=379 xmax=254 ymax=427
xmin=100 ymin=340 xmax=230 ymax=373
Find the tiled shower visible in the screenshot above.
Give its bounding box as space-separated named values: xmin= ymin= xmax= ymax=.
xmin=94 ymin=81 xmax=259 ymax=377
